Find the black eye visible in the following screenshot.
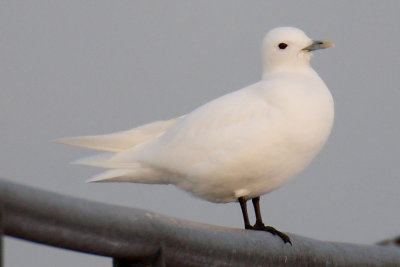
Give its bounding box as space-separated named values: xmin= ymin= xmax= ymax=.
xmin=278 ymin=43 xmax=288 ymax=49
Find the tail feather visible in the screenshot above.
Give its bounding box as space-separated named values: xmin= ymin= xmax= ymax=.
xmin=87 ymin=169 xmax=138 ymax=183
xmin=54 ymin=116 xmax=183 ymax=152
xmin=87 ymin=167 xmax=168 ymax=184
xmin=74 ymin=155 xmax=142 ymax=169
xmin=56 ymin=117 xmax=182 ymax=185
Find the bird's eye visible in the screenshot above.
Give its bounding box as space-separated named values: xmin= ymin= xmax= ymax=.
xmin=278 ymin=43 xmax=288 ymax=49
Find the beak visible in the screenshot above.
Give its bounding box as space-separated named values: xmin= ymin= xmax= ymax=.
xmin=303 ymin=40 xmax=334 ymax=51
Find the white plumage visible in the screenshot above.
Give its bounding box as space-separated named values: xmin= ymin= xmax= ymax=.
xmin=56 ymin=27 xmax=334 ymax=204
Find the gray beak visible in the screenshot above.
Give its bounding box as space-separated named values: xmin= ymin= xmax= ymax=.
xmin=303 ymin=40 xmax=334 ymax=51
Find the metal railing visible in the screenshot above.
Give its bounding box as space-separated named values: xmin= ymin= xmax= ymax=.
xmin=0 ymin=178 xmax=399 ymax=267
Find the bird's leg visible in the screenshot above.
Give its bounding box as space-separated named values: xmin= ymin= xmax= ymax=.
xmin=238 ymin=196 xmax=291 ymax=244
xmin=250 ymin=196 xmax=292 ymax=245
xmin=252 ymin=196 xmax=265 ymax=228
xmin=238 ymin=197 xmax=252 ymax=229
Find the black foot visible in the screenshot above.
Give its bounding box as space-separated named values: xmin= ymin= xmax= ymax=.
xmin=245 ymin=222 xmax=292 ymax=245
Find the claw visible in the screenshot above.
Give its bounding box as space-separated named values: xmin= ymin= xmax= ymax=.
xmin=247 ymin=222 xmax=292 ymax=245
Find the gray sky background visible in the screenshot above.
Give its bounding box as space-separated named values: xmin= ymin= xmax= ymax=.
xmin=1 ymin=1 xmax=400 ymax=266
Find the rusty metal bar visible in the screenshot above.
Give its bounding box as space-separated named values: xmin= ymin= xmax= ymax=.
xmin=0 ymin=178 xmax=400 ymax=266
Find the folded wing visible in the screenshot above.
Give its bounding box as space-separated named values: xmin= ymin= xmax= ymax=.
xmin=54 ymin=116 xmax=183 ymax=152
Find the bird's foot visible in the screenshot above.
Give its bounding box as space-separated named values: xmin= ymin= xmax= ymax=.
xmin=245 ymin=222 xmax=292 ymax=245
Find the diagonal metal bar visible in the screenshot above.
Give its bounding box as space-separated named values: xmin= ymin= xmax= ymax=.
xmin=0 ymin=178 xmax=400 ymax=266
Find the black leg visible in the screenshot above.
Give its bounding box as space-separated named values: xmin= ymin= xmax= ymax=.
xmin=252 ymin=196 xmax=264 ymax=227
xmin=251 ymin=196 xmax=291 ymax=244
xmin=238 ymin=197 xmax=251 ymax=229
xmin=238 ymin=196 xmax=292 ymax=245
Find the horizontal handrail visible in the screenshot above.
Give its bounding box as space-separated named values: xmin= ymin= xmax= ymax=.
xmin=0 ymin=178 xmax=399 ymax=266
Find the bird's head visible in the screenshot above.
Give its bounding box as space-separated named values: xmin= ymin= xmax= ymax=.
xmin=262 ymin=27 xmax=333 ymax=73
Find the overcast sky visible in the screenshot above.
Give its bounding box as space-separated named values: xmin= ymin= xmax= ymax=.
xmin=1 ymin=1 xmax=400 ymax=266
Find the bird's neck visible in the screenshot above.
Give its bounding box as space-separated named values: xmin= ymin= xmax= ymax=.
xmin=262 ymin=51 xmax=313 ymax=73
xmin=262 ymin=65 xmax=316 ymax=81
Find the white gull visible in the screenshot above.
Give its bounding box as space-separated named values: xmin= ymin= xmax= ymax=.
xmin=56 ymin=27 xmax=334 ymax=244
